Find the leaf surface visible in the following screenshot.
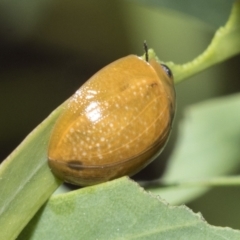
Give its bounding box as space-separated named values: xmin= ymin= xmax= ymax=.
xmin=18 ymin=177 xmax=240 ymax=240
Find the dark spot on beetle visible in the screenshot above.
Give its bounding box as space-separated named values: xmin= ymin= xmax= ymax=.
xmin=68 ymin=161 xmax=84 ymax=170
xmin=120 ymin=83 xmax=129 ymax=91
xmin=150 ymin=82 xmax=158 ymax=88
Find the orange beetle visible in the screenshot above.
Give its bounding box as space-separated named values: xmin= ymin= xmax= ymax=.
xmin=48 ymin=45 xmax=176 ymax=186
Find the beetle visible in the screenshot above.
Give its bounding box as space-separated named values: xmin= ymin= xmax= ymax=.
xmin=48 ymin=44 xmax=176 ymax=186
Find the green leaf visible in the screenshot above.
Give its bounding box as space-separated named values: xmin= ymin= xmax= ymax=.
xmin=146 ymin=93 xmax=240 ymax=204
xmin=168 ymin=0 xmax=240 ymax=83
xmin=138 ymin=0 xmax=240 ymax=84
xmin=18 ymin=177 xmax=240 ymax=240
xmin=0 ymin=104 xmax=64 ymax=240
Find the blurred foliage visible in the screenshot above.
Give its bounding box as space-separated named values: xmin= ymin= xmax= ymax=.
xmin=131 ymin=0 xmax=235 ymax=28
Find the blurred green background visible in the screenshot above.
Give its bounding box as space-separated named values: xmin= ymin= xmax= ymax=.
xmin=0 ymin=0 xmax=240 ymax=230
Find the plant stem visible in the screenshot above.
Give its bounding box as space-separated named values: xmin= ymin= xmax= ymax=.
xmin=140 ymin=175 xmax=240 ymax=189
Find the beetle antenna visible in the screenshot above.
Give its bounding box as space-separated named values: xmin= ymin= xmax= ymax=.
xmin=143 ymin=41 xmax=149 ymax=62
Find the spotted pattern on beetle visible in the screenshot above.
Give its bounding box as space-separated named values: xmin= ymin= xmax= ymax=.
xmin=48 ymin=54 xmax=175 ymax=186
